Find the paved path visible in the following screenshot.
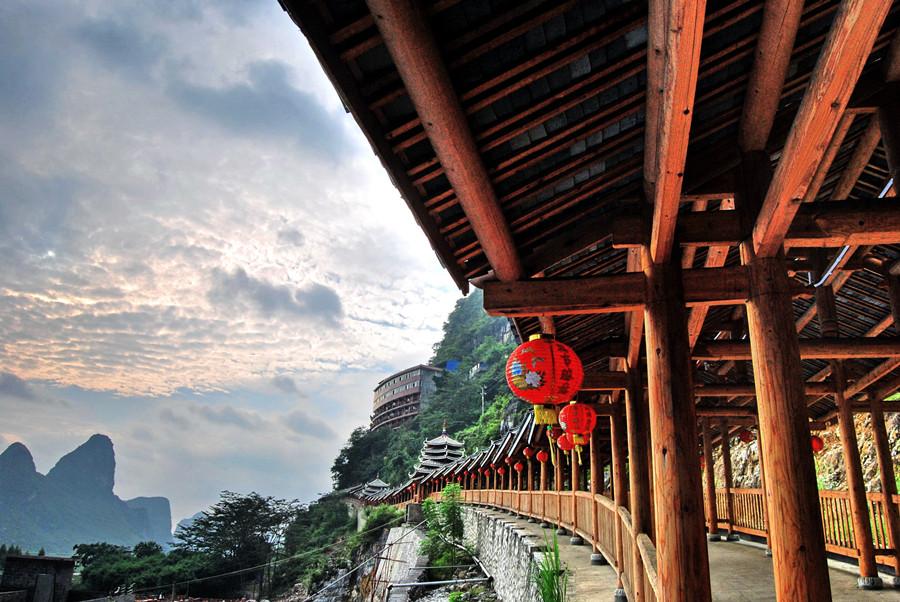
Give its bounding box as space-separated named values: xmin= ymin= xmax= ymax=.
xmin=490 ymin=509 xmax=900 ymax=601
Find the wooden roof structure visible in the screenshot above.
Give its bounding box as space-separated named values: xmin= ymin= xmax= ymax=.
xmin=283 ymin=0 xmax=900 ymax=598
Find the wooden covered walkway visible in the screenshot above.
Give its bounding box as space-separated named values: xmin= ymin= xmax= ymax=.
xmin=285 ymin=0 xmax=900 ymax=599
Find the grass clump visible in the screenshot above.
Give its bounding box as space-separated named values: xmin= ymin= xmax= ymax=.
xmin=532 ymin=531 xmax=568 ymax=602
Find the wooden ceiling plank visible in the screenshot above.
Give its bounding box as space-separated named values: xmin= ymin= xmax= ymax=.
xmin=752 ymin=0 xmax=892 ymax=257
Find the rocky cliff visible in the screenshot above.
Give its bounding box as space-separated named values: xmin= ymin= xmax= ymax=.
xmin=0 ymin=435 xmax=172 ymax=555
xmin=715 ymin=414 xmax=900 ymax=491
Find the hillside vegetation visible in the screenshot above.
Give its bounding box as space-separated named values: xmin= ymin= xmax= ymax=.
xmin=331 ymin=290 xmax=522 ymax=488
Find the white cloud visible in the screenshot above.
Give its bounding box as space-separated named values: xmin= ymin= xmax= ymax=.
xmin=0 ymin=0 xmax=461 ymax=517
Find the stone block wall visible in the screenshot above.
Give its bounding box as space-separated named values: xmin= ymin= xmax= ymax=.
xmin=462 ymin=507 xmax=543 ymax=602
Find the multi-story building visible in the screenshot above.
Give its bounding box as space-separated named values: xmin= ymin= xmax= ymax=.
xmin=371 ymin=364 xmax=441 ymax=431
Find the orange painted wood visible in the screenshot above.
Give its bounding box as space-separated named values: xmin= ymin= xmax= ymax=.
xmin=831 ymin=118 xmax=882 ymax=200
xmin=743 ymin=251 xmax=832 ymax=600
xmin=642 ymin=250 xmax=711 ymax=600
xmin=364 ymin=0 xmax=522 ymax=281
xmin=753 ymin=0 xmax=892 ymax=257
xmin=644 ymin=0 xmax=707 ymax=265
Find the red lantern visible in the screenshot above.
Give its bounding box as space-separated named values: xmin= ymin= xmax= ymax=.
xmin=506 ymin=335 xmax=584 ymax=405
xmin=738 ymin=429 xmax=754 ymax=444
xmin=497 ymin=466 xmax=506 ymax=476
xmin=559 ymin=402 xmax=597 ymax=442
xmin=811 ymin=435 xmax=825 ymax=453
xmin=505 ymin=456 xmax=514 ymax=465
xmin=514 ymin=462 xmax=524 ymax=472
xmin=482 ymin=467 xmax=490 ymax=475
xmin=457 ymin=475 xmax=463 ymax=482
xmin=536 ymin=450 xmax=549 ymax=463
xmin=547 ymin=425 xmax=564 ymax=440
xmin=523 ymin=447 xmax=534 ymax=459
xmin=557 ymin=432 xmax=576 ymax=452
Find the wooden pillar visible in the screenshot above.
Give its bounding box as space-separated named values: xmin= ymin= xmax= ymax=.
xmin=571 ymin=448 xmax=581 ymax=542
xmin=555 ymin=447 xmax=565 ymax=534
xmin=540 ymin=454 xmax=548 ymax=525
xmin=877 ymin=275 xmax=900 ymax=580
xmin=625 ymin=366 xmax=652 ymax=601
xmin=590 ymin=430 xmax=601 ymax=559
xmin=720 ymin=419 xmax=736 ymax=538
xmin=611 ymin=405 xmax=628 ymax=588
xmin=816 ymin=284 xmax=880 ymax=587
xmin=701 ymin=417 xmax=719 ymax=538
xmin=642 ymin=249 xmax=712 ymax=601
xmin=527 ymin=458 xmax=534 ymax=492
xmin=742 ymin=248 xmax=832 ymax=600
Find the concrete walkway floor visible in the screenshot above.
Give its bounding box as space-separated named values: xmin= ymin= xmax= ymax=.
xmin=493 ymin=510 xmax=900 ymax=601
xmin=707 ymin=539 xmax=900 ymax=601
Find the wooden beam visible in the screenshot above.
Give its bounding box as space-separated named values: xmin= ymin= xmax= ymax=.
xmin=739 ymin=0 xmax=804 ymax=151
xmin=644 ymin=0 xmax=707 ymax=265
xmin=693 ymin=337 xmax=900 ymax=361
xmin=694 ymin=382 xmax=835 ymax=397
xmin=365 ymin=0 xmax=521 ymax=281
xmin=485 ymin=267 xmax=755 ymax=317
xmin=831 ymin=118 xmax=882 ymax=200
xmin=752 ymin=0 xmax=892 ymax=257
xmin=613 ymin=199 xmax=900 ymax=248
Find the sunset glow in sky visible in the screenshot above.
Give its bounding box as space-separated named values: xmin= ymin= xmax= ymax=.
xmin=0 ymin=0 xmax=461 ymax=523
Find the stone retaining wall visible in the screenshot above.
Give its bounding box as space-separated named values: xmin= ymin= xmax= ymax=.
xmin=462 ymin=507 xmax=544 ymax=602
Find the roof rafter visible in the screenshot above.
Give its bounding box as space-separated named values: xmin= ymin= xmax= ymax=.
xmin=752 ymin=0 xmax=892 ymax=257
xmin=644 ymin=0 xmax=707 ymax=264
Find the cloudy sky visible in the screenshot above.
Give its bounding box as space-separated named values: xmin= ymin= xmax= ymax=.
xmin=0 ymin=0 xmax=461 ymax=523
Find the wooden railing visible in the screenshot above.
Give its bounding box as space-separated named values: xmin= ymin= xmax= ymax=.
xmin=457 ymin=489 xmax=659 ymax=601
xmin=416 ymin=485 xmax=900 ymax=600
xmin=710 ymin=487 xmax=900 ymax=571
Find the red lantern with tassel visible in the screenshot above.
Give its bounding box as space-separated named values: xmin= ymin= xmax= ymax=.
xmin=811 ymin=435 xmax=825 ymax=453
xmin=536 ymin=450 xmax=549 ymax=463
xmin=506 ymin=334 xmax=584 ymax=424
xmin=514 ymin=462 xmax=524 ymax=472
xmin=497 ymin=466 xmax=506 ymax=476
xmin=523 ymin=446 xmax=534 ymax=459
xmin=505 ymin=456 xmax=514 ymax=465
xmin=559 ymin=401 xmax=597 ymax=445
xmin=557 ymin=432 xmax=576 ymax=452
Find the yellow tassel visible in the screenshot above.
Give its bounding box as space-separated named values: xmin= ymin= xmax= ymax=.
xmin=576 ymin=445 xmax=583 ymax=465
xmin=548 ymin=437 xmax=557 ymax=466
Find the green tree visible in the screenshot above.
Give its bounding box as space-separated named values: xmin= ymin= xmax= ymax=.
xmin=420 ymin=484 xmax=469 ymax=579
xmin=133 ymin=541 xmax=163 ymax=558
xmin=175 ymin=491 xmax=298 ymax=568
